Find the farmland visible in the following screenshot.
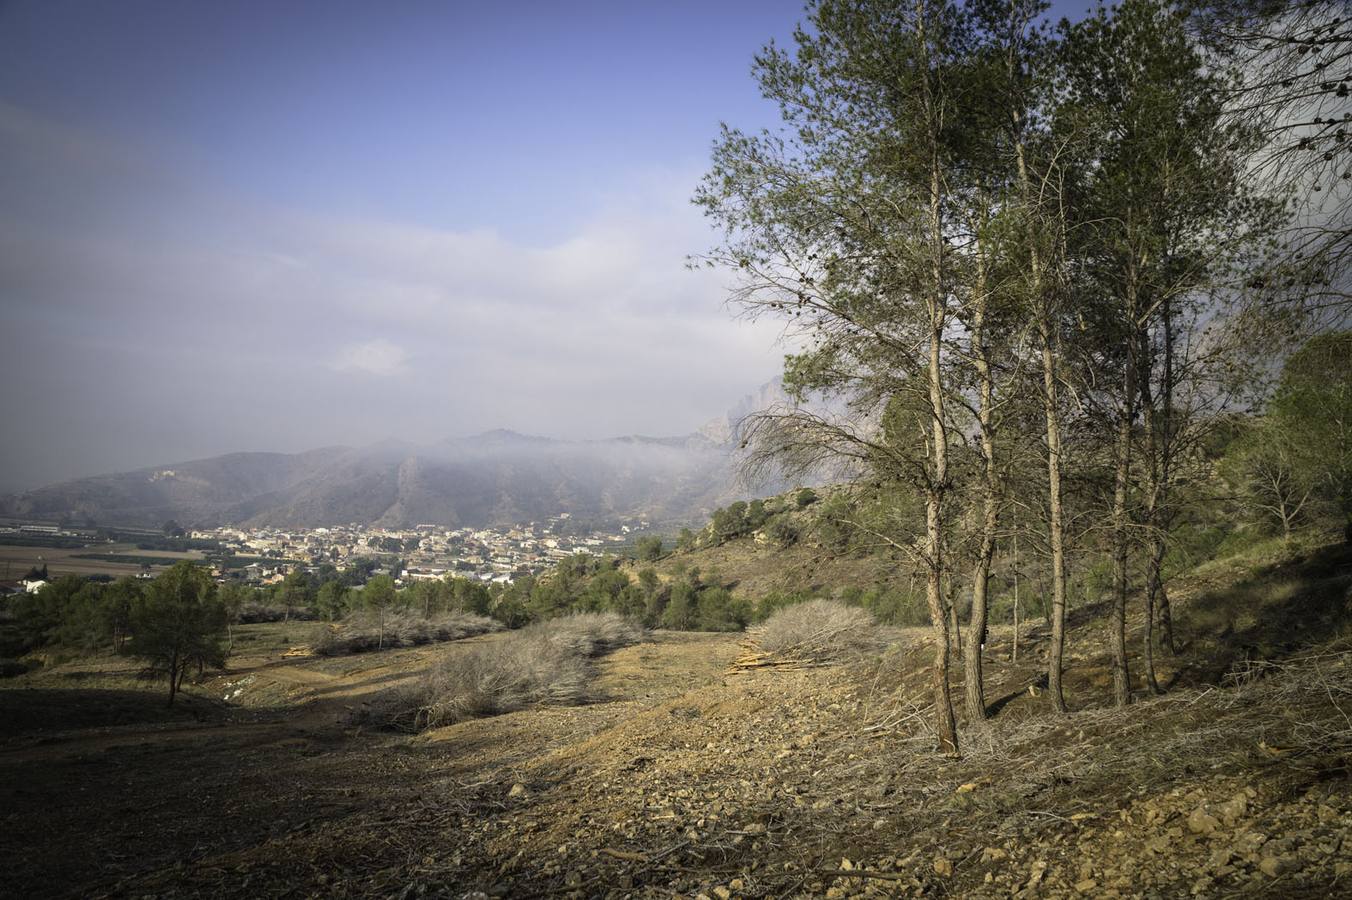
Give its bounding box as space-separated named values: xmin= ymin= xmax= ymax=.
xmin=0 ymin=542 xmax=206 ymax=581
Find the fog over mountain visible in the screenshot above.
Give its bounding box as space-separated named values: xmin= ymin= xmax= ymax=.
xmin=0 ymin=383 xmax=805 ymax=529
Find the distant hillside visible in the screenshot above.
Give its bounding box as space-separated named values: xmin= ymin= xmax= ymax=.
xmin=0 ymin=384 xmax=808 ymax=530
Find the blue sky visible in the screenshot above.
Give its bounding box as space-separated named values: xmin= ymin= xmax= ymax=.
xmin=0 ymin=0 xmax=1094 ymax=491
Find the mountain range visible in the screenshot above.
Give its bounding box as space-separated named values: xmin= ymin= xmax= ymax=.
xmin=0 ymin=384 xmax=802 ymax=530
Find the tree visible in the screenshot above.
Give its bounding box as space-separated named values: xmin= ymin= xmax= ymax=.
xmin=766 ymin=516 xmax=800 ymax=549
xmin=1222 ymin=418 xmax=1314 ymax=540
xmin=1190 ymin=1 xmax=1352 ymax=321
xmin=361 ymin=575 xmax=398 ymax=649
xmin=1056 ymin=0 xmax=1249 ymax=703
xmin=127 ymin=562 xmax=228 ymax=705
xmin=99 ymin=576 xmax=141 ymax=653
xmin=698 ymin=0 xmax=983 ymax=754
xmin=278 ymin=569 xmax=313 ymax=622
xmin=634 ymin=535 xmax=664 ymax=562
xmin=315 ymin=580 xmax=350 ymax=621
xmin=660 ymin=580 xmax=698 ymax=631
xmin=217 ymin=581 xmax=251 ymax=650
xmin=408 ymin=578 xmax=449 ymax=618
xmin=1266 ymin=331 xmax=1352 ymax=540
xmin=676 ymin=527 xmax=697 ymax=551
xmin=448 ymin=576 xmax=492 ymax=615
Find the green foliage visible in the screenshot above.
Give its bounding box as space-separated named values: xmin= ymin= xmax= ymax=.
xmin=361 ymin=575 xmax=398 ymax=613
xmin=676 ymin=528 xmax=697 ymax=551
xmin=127 ymin=562 xmax=228 ymax=705
xmin=314 ymin=580 xmax=351 ymax=621
xmin=752 ymin=589 xmax=813 ymax=623
xmin=5 ymin=574 xmax=146 ymax=656
xmin=795 ymin=488 xmax=818 ymax=509
xmin=277 ymin=569 xmax=314 ymax=620
xmin=1268 ymin=332 xmax=1352 ymax=536
xmin=695 ymin=586 xmax=751 ymax=631
xmin=765 ymin=516 xmax=799 ymax=549
xmin=448 ymin=577 xmax=492 ymax=616
xmin=660 ymin=581 xmax=698 ymax=630
xmin=858 ymin=585 xmax=930 ymax=628
xmin=634 ymin=535 xmax=664 ymax=562
xmin=813 ymin=495 xmax=857 ymax=554
xmin=710 ymin=501 xmax=750 ymax=543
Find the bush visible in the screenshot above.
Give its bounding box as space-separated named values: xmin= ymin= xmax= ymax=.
xmin=237 ymin=601 xmax=301 ymax=624
xmin=753 ymin=589 xmax=813 ymax=622
xmin=860 ymin=586 xmax=930 ymax=627
xmin=765 ymin=516 xmax=799 ymax=548
xmin=364 ymin=612 xmax=646 ymax=731
xmin=314 ymin=610 xmax=501 ymax=656
xmin=634 ymin=535 xmax=664 ymax=562
xmin=751 ymin=598 xmax=878 ymax=662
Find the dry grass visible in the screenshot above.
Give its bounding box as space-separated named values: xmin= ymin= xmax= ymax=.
xmin=750 ymin=599 xmax=879 ymax=663
xmin=313 ymin=610 xmax=501 ymax=656
xmin=363 ymin=612 xmax=647 ymax=732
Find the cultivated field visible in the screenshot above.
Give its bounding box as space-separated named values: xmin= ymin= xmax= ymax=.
xmin=0 ymin=542 xmax=207 ymax=580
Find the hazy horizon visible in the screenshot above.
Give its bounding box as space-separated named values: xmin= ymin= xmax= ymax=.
xmin=0 ymin=0 xmax=1090 ymax=494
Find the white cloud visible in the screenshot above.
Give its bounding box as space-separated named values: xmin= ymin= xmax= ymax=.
xmin=332 ymin=339 xmax=411 ymax=377
xmin=0 ymin=106 xmax=788 ymax=486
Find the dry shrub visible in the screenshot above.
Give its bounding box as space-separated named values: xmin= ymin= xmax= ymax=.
xmin=543 ymin=612 xmax=648 ymax=657
xmin=238 ymin=601 xmax=305 ymax=623
xmin=314 ymin=610 xmax=501 ymax=656
xmin=365 ymin=612 xmax=646 ymax=732
xmin=752 ymin=598 xmax=879 ymax=662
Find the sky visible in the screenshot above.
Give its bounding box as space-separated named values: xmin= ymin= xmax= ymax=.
xmin=0 ymin=0 xmax=1091 ymax=492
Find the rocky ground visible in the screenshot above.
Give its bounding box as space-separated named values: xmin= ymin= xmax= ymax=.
xmin=1 ymin=541 xmax=1349 ymax=898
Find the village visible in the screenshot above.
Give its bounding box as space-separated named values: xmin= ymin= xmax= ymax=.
xmin=0 ymin=515 xmax=650 ymax=594
xmin=201 ymin=515 xmax=646 ymax=586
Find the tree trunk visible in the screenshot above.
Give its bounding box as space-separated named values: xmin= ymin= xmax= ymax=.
xmin=1110 ymin=276 xmax=1138 ymax=708
xmin=964 ymin=256 xmax=998 ymax=722
xmin=1012 ymin=535 xmax=1020 ymax=665
xmin=1144 ymin=544 xmax=1167 ymax=694
xmin=919 ymin=31 xmax=957 ymax=753
xmin=925 ymin=298 xmax=956 ymax=753
xmin=1015 ymin=115 xmax=1067 ymax=714
xmin=1041 ymin=317 xmax=1069 ymax=714
xmin=1139 ymin=314 xmax=1164 ymax=693
xmin=926 ymin=492 xmax=958 ymax=755
xmin=924 ymin=306 xmax=957 ymax=753
xmin=1155 ymin=296 xmax=1176 ymax=655
xmin=947 ymin=578 xmax=962 ymax=657
xmin=167 ymin=653 xmax=181 ymax=707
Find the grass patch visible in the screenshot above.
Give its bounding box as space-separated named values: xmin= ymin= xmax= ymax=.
xmin=1181 ymin=541 xmax=1352 ymax=682
xmin=313 ymin=610 xmax=501 ymax=656
xmin=362 ymin=612 xmax=646 ymax=732
xmin=70 ymin=553 xmax=197 ymax=567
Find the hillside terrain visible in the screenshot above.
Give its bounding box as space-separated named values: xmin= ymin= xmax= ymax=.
xmin=0 ymin=384 xmax=805 ymax=530
xmin=2 ymin=533 xmax=1349 ymax=898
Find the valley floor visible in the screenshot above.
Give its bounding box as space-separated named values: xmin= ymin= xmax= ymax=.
xmin=2 ymin=541 xmax=1351 ymax=899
